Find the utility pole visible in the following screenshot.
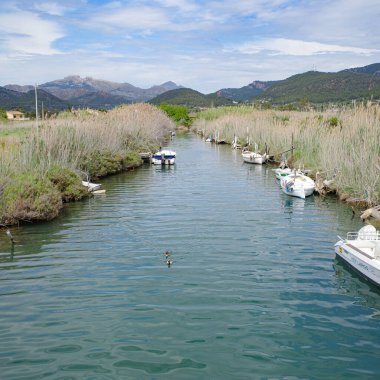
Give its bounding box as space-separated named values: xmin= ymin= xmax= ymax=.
xmin=35 ymin=84 xmax=39 ymax=141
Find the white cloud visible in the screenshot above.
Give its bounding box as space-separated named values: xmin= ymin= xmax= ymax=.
xmin=155 ymin=0 xmax=199 ymax=12
xmin=33 ymin=2 xmax=69 ymax=16
xmin=91 ymin=6 xmax=172 ymax=31
xmin=234 ymin=39 xmax=379 ymax=56
xmin=0 ymin=10 xmax=64 ymax=56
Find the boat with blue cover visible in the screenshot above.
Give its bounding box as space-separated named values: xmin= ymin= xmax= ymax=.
xmin=151 ymin=149 xmax=176 ymax=165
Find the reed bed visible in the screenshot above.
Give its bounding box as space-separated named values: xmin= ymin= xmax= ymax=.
xmin=1 ymin=104 xmax=173 ymax=176
xmin=0 ymin=104 xmax=174 ymax=224
xmin=193 ymin=103 xmax=380 ymax=205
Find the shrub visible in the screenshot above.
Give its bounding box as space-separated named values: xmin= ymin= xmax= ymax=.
xmin=1 ymin=172 xmax=63 ymax=224
xmin=80 ymin=149 xmax=123 ymax=178
xmin=46 ymin=165 xmax=88 ymax=202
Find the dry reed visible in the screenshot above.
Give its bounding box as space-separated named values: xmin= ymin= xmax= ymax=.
xmin=0 ymin=104 xmax=174 ymax=178
xmin=193 ymin=103 xmax=380 ymax=205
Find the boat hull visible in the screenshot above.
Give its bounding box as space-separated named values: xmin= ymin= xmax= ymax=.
xmin=280 ymin=175 xmax=315 ymax=199
xmin=242 ymin=152 xmax=267 ymax=165
xmin=334 ymin=241 xmax=380 ymax=287
xmin=151 ymin=157 xmax=175 ymax=165
xmin=151 ymin=150 xmax=176 ymax=165
xmin=82 ymin=181 xmax=101 ymax=192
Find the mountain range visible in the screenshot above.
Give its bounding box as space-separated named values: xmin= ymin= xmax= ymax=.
xmin=1 ymin=63 xmax=380 ymax=111
xmin=1 ymin=76 xmax=183 ymax=111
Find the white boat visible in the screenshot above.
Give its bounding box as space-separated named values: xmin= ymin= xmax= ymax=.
xmin=242 ymin=147 xmax=267 ymax=165
xmin=274 ymin=167 xmax=307 ymax=180
xmin=151 ymin=149 xmax=176 ymax=165
xmin=335 ymin=225 xmax=380 ymax=287
xmin=82 ymin=181 xmax=102 ymax=192
xmin=280 ymin=173 xmax=315 ymax=199
xmin=274 ymin=167 xmax=293 ymax=180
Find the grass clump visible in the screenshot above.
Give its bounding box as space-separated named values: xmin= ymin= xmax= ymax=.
xmin=46 ymin=165 xmax=88 ymax=202
xmin=0 ymin=172 xmax=63 ymax=225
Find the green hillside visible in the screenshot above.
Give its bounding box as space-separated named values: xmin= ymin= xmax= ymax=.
xmin=257 ymin=70 xmax=380 ymax=104
xmin=0 ymin=87 xmax=70 ymax=111
xmin=149 ymin=88 xmax=232 ymax=107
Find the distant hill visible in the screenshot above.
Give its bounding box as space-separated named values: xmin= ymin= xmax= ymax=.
xmin=3 ymin=76 xmax=183 ymax=109
xmin=344 ymin=63 xmax=380 ymax=76
xmin=3 ymin=63 xmax=380 ymax=109
xmin=217 ymin=80 xmax=277 ymax=102
xmin=0 ymin=87 xmax=69 ymax=111
xmin=70 ymin=91 xmax=129 ymax=109
xmin=4 ymin=75 xmax=181 ymax=108
xmin=256 ymin=69 xmax=380 ymax=104
xmin=149 ymin=88 xmax=233 ymax=107
xmin=4 ymin=84 xmax=34 ymax=93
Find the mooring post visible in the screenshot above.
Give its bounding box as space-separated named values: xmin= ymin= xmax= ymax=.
xmin=291 ymin=133 xmax=294 ymax=158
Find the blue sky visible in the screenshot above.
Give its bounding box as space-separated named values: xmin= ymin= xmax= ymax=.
xmin=0 ymin=0 xmax=379 ymax=93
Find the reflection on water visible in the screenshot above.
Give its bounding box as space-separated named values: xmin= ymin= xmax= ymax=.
xmin=333 ymin=258 xmax=380 ymax=317
xmin=1 ymin=135 xmax=380 ymax=379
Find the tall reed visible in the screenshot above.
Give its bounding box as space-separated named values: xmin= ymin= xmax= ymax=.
xmin=1 ymin=104 xmax=174 ymax=177
xmin=193 ymin=103 xmax=380 ymax=205
xmin=0 ymin=104 xmax=175 ymax=224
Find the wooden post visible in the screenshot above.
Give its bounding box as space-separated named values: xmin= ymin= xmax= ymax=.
xmin=291 ymin=133 xmax=294 ymax=158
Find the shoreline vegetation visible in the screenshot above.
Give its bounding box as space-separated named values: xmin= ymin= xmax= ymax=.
xmin=0 ymin=104 xmax=175 ymax=226
xmin=192 ymin=102 xmax=380 ymax=214
xmin=1 ymin=101 xmax=379 ymax=226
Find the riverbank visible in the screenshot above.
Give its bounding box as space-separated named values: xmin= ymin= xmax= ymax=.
xmin=0 ymin=104 xmax=175 ymax=225
xmin=193 ymin=102 xmax=380 ymax=211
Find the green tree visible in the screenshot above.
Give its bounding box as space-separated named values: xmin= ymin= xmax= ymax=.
xmin=0 ymin=108 xmax=7 ymax=120
xmin=159 ymin=104 xmax=191 ymax=126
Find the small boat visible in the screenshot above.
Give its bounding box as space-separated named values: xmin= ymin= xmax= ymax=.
xmin=151 ymin=149 xmax=176 ymax=165
xmin=274 ymin=167 xmax=307 ymax=180
xmin=274 ymin=167 xmax=293 ymax=180
xmin=280 ymin=173 xmax=315 ymax=199
xmin=335 ymin=225 xmax=380 ymax=287
xmin=82 ymin=181 xmax=102 ymax=192
xmin=242 ymin=146 xmax=267 ymax=165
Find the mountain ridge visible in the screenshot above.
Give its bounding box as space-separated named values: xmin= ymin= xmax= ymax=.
xmin=2 ymin=63 xmax=380 ymax=110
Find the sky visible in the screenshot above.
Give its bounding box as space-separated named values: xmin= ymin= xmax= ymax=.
xmin=0 ymin=0 xmax=380 ymax=93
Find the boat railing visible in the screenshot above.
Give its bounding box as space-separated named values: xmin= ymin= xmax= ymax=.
xmin=347 ymin=231 xmax=380 ymax=240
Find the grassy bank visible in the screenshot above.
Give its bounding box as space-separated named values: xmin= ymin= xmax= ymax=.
xmin=193 ymin=103 xmax=380 ymax=206
xmin=0 ymin=104 xmax=174 ymax=225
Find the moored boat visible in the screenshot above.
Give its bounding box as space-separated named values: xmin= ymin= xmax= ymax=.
xmin=151 ymin=149 xmax=176 ymax=165
xmin=82 ymin=181 xmax=102 ymax=192
xmin=334 ymin=225 xmax=380 ymax=287
xmin=242 ymin=147 xmax=267 ymax=165
xmin=274 ymin=167 xmax=293 ymax=179
xmin=280 ymin=173 xmax=315 ymax=199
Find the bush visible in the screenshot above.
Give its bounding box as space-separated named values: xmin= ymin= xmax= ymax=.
xmin=1 ymin=172 xmax=63 ymax=224
xmin=122 ymin=151 xmax=143 ymax=169
xmin=80 ymin=149 xmax=123 ymax=178
xmin=326 ymin=116 xmax=341 ymax=128
xmin=0 ymin=108 xmax=7 ymax=120
xmin=46 ymin=165 xmax=88 ymax=202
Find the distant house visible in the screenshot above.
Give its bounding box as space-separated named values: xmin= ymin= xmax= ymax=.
xmin=6 ymin=111 xmax=29 ymax=120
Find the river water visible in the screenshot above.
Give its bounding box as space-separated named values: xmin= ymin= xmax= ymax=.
xmin=1 ymin=134 xmax=380 ymax=379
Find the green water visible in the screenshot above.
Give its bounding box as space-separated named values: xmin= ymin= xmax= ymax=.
xmin=1 ymin=134 xmax=380 ymax=379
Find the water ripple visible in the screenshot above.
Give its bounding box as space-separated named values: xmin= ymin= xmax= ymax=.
xmin=1 ymin=135 xmax=380 ymax=379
